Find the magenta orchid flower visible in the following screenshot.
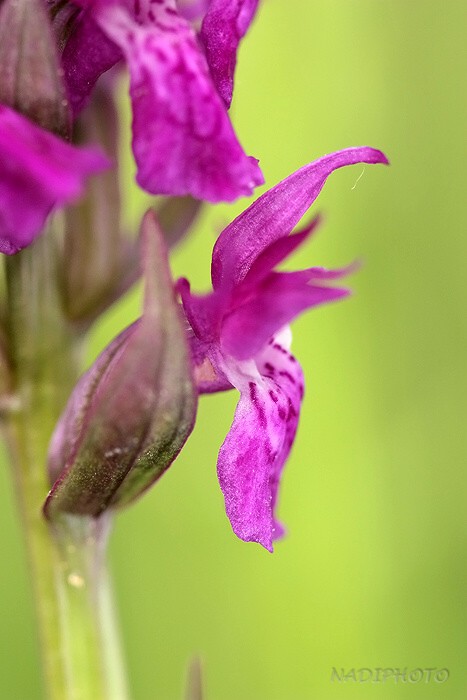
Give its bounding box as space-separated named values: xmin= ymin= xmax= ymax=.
xmin=0 ymin=104 xmax=110 ymax=255
xmin=61 ymin=0 xmax=263 ymax=202
xmin=179 ymin=147 xmax=389 ymax=551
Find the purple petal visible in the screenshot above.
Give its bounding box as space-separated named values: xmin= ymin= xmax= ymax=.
xmin=211 ymin=147 xmax=389 ymax=288
xmin=60 ymin=8 xmax=122 ymax=116
xmin=0 ymin=105 xmax=110 ymax=254
xmin=217 ymin=338 xmax=304 ymax=551
xmin=97 ymin=2 xmax=263 ymax=202
xmin=243 ymin=215 xmax=321 ymax=285
xmin=200 ymin=0 xmax=259 ymax=107
xmin=304 ymin=262 xmax=359 ymax=280
xmin=221 ymin=271 xmax=350 ymax=360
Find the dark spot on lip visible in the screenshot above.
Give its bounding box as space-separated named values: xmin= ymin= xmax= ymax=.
xmin=268 ymin=390 xmax=278 ymax=403
xmin=279 ymin=370 xmax=296 ymax=384
xmin=278 ymin=407 xmax=286 ymax=420
xmin=264 ymin=362 xmax=275 ymax=373
xmin=273 ymin=343 xmax=288 ymax=354
xmin=249 ymin=382 xmax=266 ymax=427
xmin=154 ymin=47 xmax=167 ymax=62
xmin=265 ymin=443 xmax=278 ymax=464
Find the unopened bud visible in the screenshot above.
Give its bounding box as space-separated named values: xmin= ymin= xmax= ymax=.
xmin=61 ymin=84 xmax=138 ymax=325
xmin=45 ymin=210 xmax=197 ymax=518
xmin=0 ymin=0 xmax=70 ymax=136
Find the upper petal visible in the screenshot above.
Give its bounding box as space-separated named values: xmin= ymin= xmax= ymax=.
xmin=216 ymin=337 xmax=304 ymax=551
xmin=96 ymin=2 xmax=263 ymax=202
xmin=200 ymin=0 xmax=259 ymax=107
xmin=211 ymin=147 xmax=388 ymax=289
xmin=0 ymin=105 xmax=110 ymax=254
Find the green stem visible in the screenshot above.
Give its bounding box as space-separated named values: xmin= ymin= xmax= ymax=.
xmin=3 ymin=229 xmax=129 ymax=700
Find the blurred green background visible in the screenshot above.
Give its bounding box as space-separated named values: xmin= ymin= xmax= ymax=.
xmin=1 ymin=0 xmax=466 ymax=697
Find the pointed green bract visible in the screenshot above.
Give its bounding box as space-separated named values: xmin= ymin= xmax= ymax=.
xmin=45 ymin=210 xmax=197 ymax=518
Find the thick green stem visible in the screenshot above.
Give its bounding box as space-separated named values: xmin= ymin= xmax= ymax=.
xmin=3 ymin=229 xmax=129 ymax=700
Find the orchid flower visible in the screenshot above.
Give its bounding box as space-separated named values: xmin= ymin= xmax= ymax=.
xmin=179 ymin=147 xmax=389 ymax=551
xmin=61 ymin=0 xmax=263 ymax=202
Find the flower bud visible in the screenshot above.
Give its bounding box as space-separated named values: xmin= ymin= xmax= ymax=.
xmin=45 ymin=210 xmax=197 ymax=518
xmin=0 ymin=0 xmax=70 ymax=137
xmin=61 ymin=84 xmax=138 ymax=325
